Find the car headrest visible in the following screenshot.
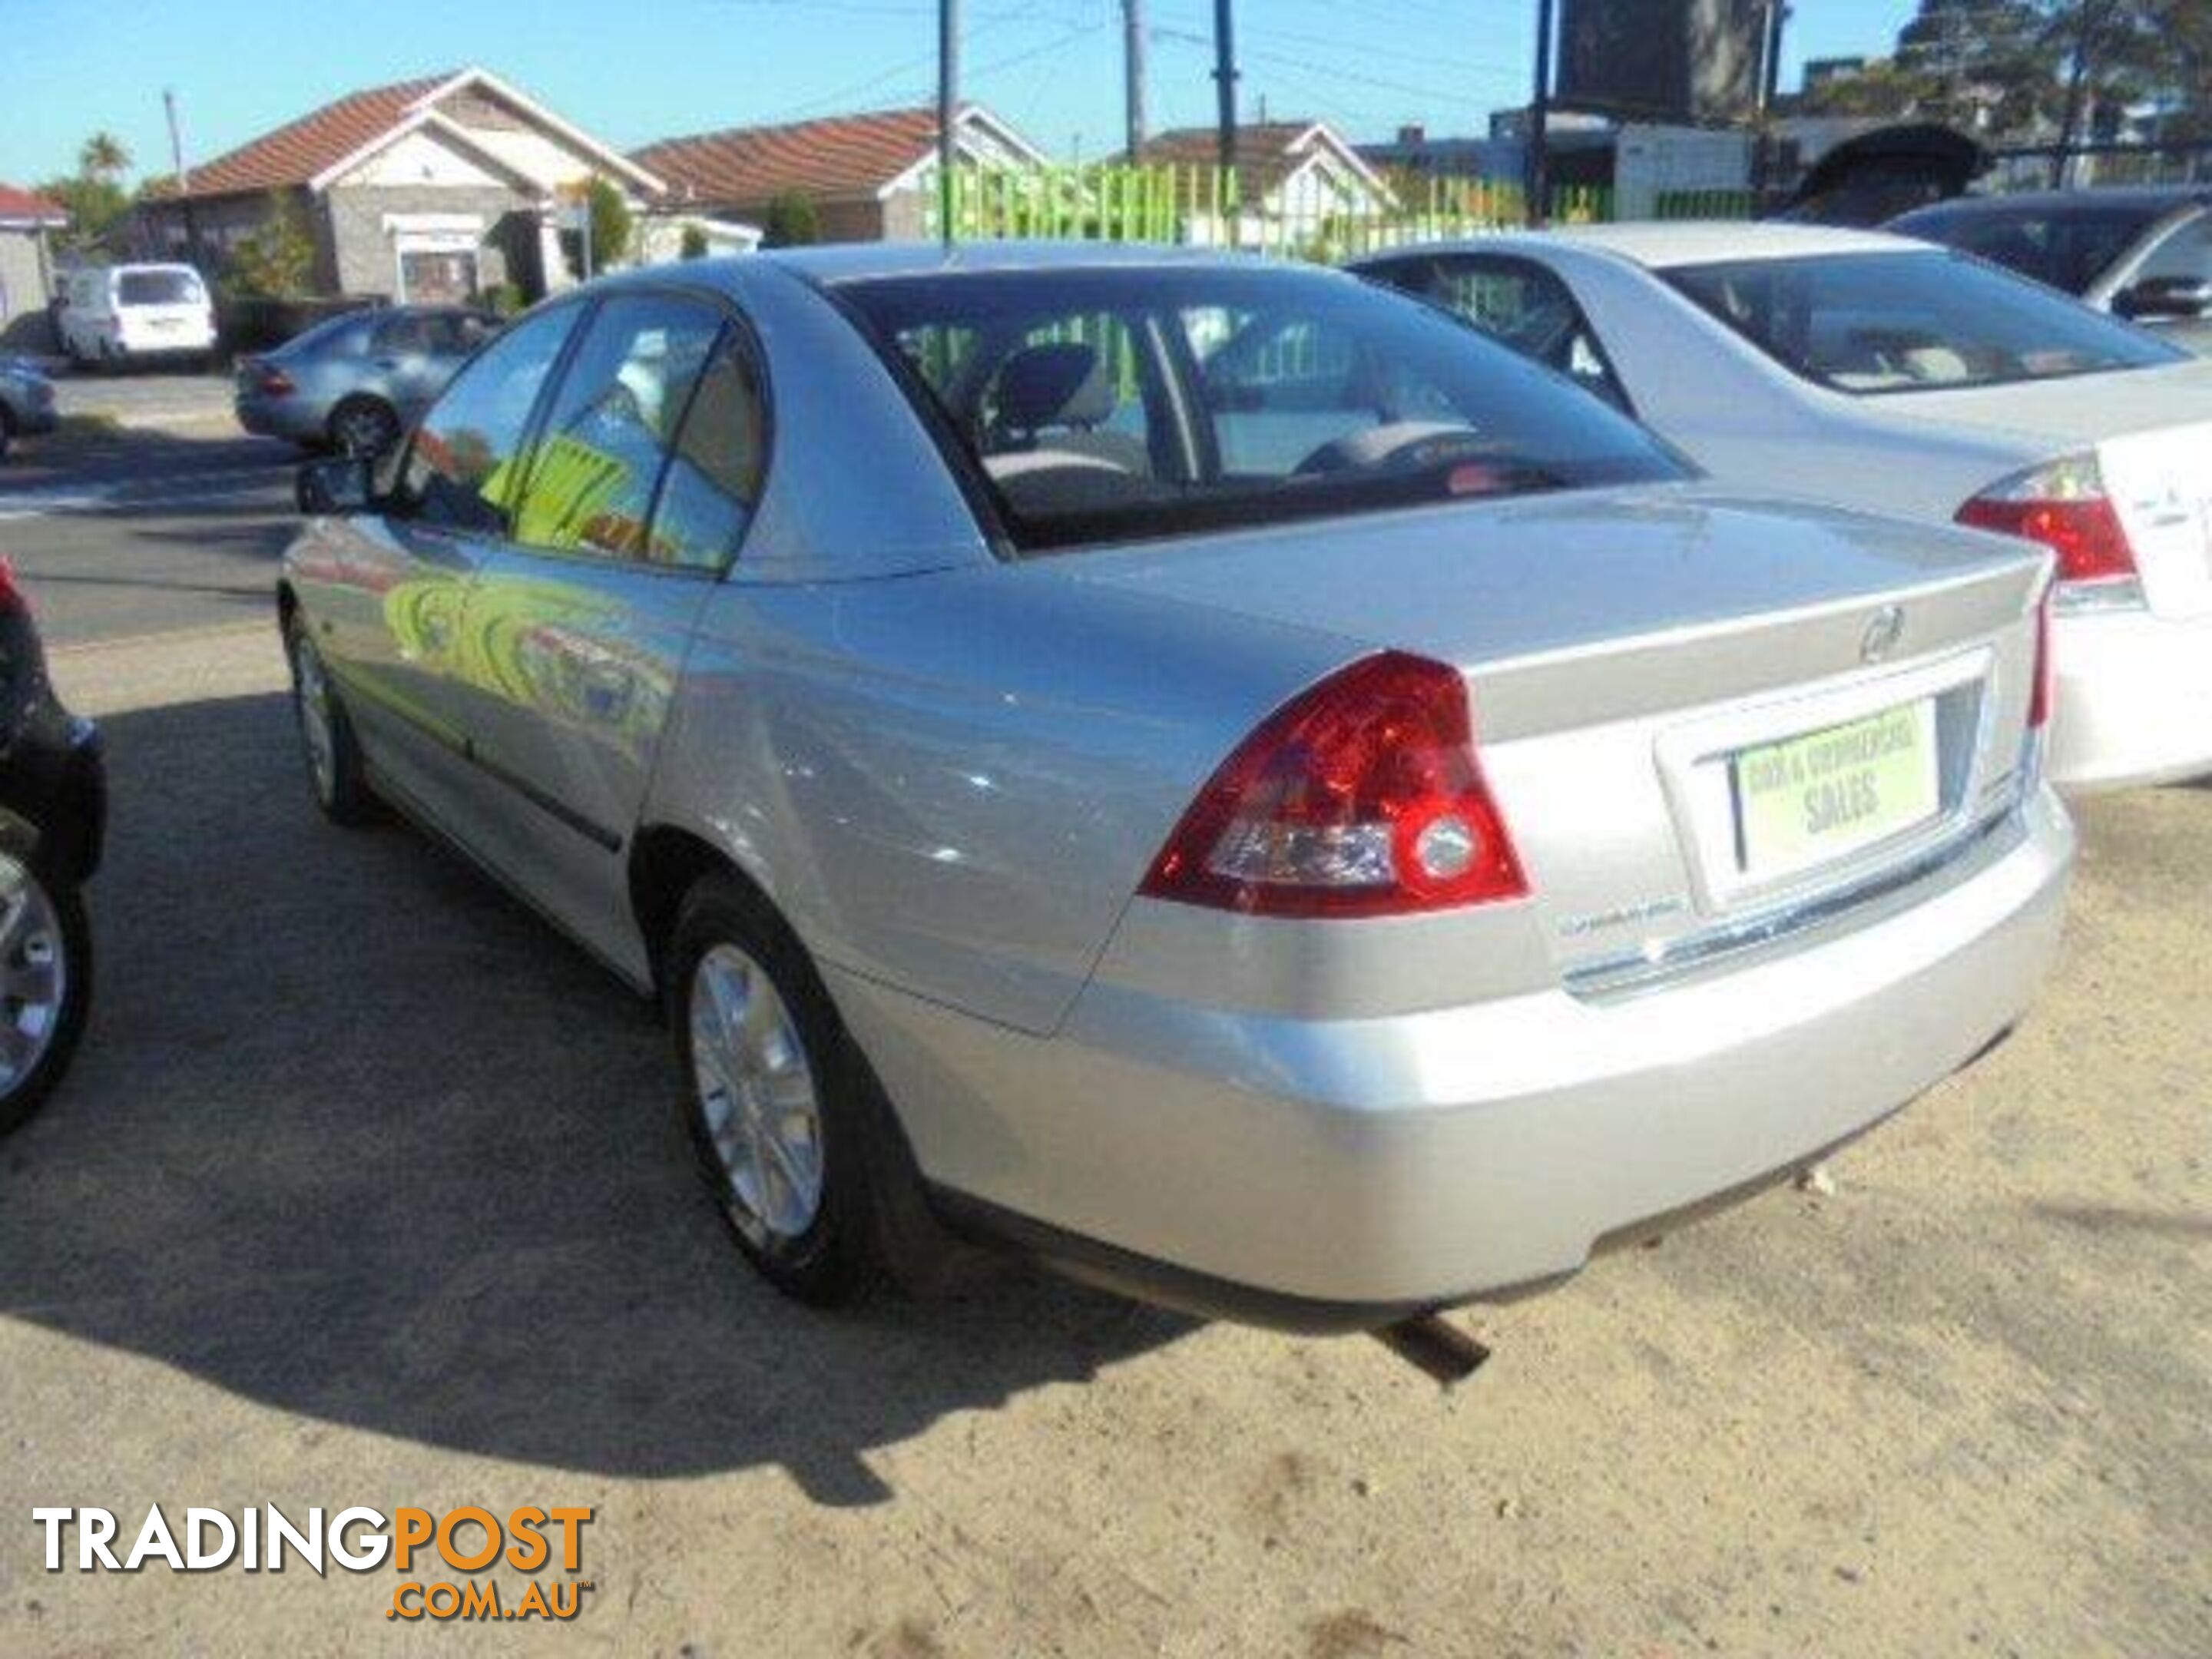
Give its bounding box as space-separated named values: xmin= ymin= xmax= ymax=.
xmin=993 ymin=342 xmax=1114 ymax=431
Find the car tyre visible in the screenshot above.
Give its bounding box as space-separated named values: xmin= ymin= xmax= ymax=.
xmin=0 ymin=855 xmax=92 ymax=1141
xmin=0 ymin=406 xmax=12 ymax=464
xmin=285 ymin=616 xmax=374 ymax=826
xmin=327 ymin=396 xmax=400 ymax=459
xmin=669 ymin=873 xmax=899 ymax=1306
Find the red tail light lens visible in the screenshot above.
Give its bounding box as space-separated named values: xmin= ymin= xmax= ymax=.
xmin=1956 ymin=454 xmax=2137 ymax=586
xmin=0 ymin=558 xmax=28 ymax=616
xmin=1141 ymin=651 xmax=1528 ymax=918
xmin=257 ymin=365 xmax=296 ymax=396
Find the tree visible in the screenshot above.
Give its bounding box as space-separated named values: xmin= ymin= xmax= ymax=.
xmin=226 ymin=192 xmax=316 ymax=299
xmin=760 ymin=190 xmax=820 ymax=248
xmin=78 ymin=131 xmax=131 ymax=183
xmin=35 ymin=175 xmax=130 ymax=253
xmin=585 ymin=176 xmax=631 ymax=273
xmin=679 ymin=223 xmax=710 ymax=260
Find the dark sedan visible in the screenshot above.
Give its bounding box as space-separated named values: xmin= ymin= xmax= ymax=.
xmin=235 ymin=304 xmax=496 ymax=456
xmin=1889 ymin=187 xmax=2212 ymax=353
xmin=0 ymin=561 xmax=104 ymax=1137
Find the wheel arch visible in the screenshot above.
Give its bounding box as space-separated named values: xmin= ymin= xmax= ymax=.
xmin=628 ymin=823 xmax=790 ymax=1001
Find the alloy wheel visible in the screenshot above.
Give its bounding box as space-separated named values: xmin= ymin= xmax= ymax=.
xmin=689 ymin=942 xmax=826 ymax=1247
xmin=0 ymin=854 xmax=68 ymax=1101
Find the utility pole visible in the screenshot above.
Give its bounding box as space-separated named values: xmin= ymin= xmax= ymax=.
xmin=1213 ymin=0 xmax=1239 ymax=171
xmin=164 ymin=88 xmax=204 ymax=270
xmin=1122 ymin=0 xmax=1148 ymax=160
xmin=1528 ymin=0 xmax=1555 ymax=228
xmin=939 ymin=0 xmax=962 ymax=246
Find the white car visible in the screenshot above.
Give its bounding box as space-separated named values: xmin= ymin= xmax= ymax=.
xmin=59 ymin=263 xmax=217 ymax=369
xmin=1353 ymin=224 xmax=2212 ymax=793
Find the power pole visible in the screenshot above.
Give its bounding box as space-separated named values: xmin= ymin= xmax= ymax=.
xmin=1213 ymin=0 xmax=1238 ymax=171
xmin=164 ymin=88 xmax=204 ymax=270
xmin=939 ymin=0 xmax=962 ymax=245
xmin=1123 ymin=0 xmax=1148 ymax=160
xmin=1528 ymin=0 xmax=1555 ymax=228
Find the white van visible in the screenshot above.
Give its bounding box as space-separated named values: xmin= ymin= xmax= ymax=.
xmin=60 ymin=264 xmax=217 ymax=368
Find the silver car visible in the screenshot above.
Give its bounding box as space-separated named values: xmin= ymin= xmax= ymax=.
xmin=0 ymin=356 xmax=59 ymax=462
xmin=236 ymin=305 xmax=495 ymax=456
xmin=278 ymin=246 xmax=2072 ymax=1329
xmin=1353 ymin=224 xmax=2212 ymax=793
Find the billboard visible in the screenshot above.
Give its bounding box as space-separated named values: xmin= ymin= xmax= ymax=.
xmin=1558 ymin=0 xmax=1773 ymax=124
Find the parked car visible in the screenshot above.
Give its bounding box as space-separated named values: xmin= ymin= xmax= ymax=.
xmin=0 ymin=560 xmax=104 ymax=1138
xmin=280 ymin=248 xmax=2071 ymax=1330
xmin=58 ymin=263 xmax=217 ymax=370
xmin=236 ymin=305 xmax=497 ymax=457
xmin=1353 ymin=224 xmax=2212 ymax=793
xmin=1889 ymin=187 xmax=2212 ymax=353
xmin=0 ymin=356 xmax=59 ymax=462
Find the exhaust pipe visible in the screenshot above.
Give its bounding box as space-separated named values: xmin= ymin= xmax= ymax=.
xmin=1373 ymin=1314 xmax=1491 ymax=1386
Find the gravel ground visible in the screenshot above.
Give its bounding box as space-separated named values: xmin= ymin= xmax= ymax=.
xmin=0 ymin=625 xmax=2203 ymax=1658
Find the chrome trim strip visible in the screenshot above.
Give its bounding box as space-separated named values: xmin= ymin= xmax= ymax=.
xmin=1564 ymin=795 xmax=2028 ymax=1004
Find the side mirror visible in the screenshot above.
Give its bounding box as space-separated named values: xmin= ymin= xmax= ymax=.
xmin=2112 ymin=276 xmax=2212 ymax=322
xmin=296 ymin=455 xmax=375 ymax=516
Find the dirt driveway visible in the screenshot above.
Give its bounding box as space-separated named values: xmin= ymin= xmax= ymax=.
xmin=1 ymin=626 xmax=2204 ymax=1658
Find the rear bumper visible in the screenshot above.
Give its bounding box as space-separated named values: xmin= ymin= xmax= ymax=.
xmin=234 ymin=394 xmax=326 ymax=442
xmin=2049 ymin=604 xmax=2212 ymax=793
xmin=5 ymin=399 xmax=58 ymax=437
xmin=834 ymin=787 xmax=2074 ymax=1327
xmin=0 ymin=713 xmax=106 ymax=885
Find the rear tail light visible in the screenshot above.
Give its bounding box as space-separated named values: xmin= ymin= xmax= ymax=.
xmin=255 ymin=363 xmax=296 ymax=396
xmin=0 ymin=558 xmax=30 ymax=617
xmin=1141 ymin=651 xmax=1528 ymax=918
xmin=1956 ymin=453 xmax=2140 ymax=598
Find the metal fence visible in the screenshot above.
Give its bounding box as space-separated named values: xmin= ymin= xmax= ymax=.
xmin=930 ymin=165 xmax=1618 ymax=259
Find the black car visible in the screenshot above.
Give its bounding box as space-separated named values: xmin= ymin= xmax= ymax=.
xmin=1889 ymin=187 xmax=2212 ymax=353
xmin=0 ymin=561 xmax=104 ymax=1137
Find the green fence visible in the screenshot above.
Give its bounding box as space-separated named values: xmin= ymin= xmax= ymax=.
xmin=930 ymin=165 xmax=1615 ymax=260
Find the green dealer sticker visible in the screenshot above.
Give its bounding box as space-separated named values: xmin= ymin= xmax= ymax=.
xmin=1734 ymin=699 xmax=1940 ymax=881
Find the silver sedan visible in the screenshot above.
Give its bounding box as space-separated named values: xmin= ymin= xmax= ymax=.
xmin=235 ymin=305 xmax=494 ymax=457
xmin=277 ymin=245 xmax=2071 ymax=1330
xmin=1353 ymin=223 xmax=2212 ymax=793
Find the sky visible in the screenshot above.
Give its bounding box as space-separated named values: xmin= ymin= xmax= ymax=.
xmin=0 ymin=0 xmax=1923 ymax=187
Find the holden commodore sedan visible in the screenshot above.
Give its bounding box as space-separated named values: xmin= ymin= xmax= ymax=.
xmin=1353 ymin=224 xmax=2212 ymax=793
xmin=278 ymin=245 xmax=2071 ymax=1332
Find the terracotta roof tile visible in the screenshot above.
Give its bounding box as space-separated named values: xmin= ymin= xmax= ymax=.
xmin=0 ymin=182 xmax=69 ymax=224
xmin=157 ymin=72 xmax=456 ymax=201
xmin=634 ymin=106 xmax=951 ymax=207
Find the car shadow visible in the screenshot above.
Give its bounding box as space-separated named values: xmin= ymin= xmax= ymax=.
xmin=0 ymin=690 xmax=1194 ymax=1505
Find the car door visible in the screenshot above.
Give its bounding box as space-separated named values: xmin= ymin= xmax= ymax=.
xmin=1371 ymin=252 xmax=1634 ymax=413
xmin=321 ymin=300 xmax=584 ymax=841
xmin=456 ymin=290 xmax=764 ymax=961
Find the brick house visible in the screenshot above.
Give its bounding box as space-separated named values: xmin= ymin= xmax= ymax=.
xmin=0 ymin=184 xmax=68 ymax=346
xmin=135 ymin=68 xmax=664 ymax=303
xmin=634 ymin=104 xmax=1044 ymax=242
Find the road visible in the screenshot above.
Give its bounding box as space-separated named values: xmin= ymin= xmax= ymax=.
xmin=0 ymin=394 xmax=2205 ymax=1658
xmin=0 ymin=374 xmax=295 ymax=644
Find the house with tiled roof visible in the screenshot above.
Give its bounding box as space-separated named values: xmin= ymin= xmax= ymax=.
xmin=635 ymin=104 xmax=1044 ymax=242
xmin=136 ymin=67 xmax=664 ymax=304
xmin=0 ymin=184 xmax=69 ymax=343
xmin=1128 ymin=121 xmax=1395 ymax=237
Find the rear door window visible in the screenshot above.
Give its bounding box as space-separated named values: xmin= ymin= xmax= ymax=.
xmin=117 ymin=270 xmax=204 ymax=306
xmin=1415 ymin=255 xmax=1631 ymax=412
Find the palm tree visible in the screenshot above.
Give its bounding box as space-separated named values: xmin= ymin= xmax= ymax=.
xmin=78 ymin=131 xmax=131 ymax=182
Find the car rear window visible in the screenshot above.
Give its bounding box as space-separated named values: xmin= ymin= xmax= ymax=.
xmin=835 ymin=264 xmax=1687 ymax=553
xmin=1891 ymin=203 xmax=2168 ymax=294
xmin=117 ymin=270 xmax=205 ymax=306
xmin=1666 ymin=250 xmax=2184 ymax=396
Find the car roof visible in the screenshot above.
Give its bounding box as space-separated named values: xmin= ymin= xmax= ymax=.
xmin=1893 ymin=186 xmax=2212 ymax=223
xmin=757 ymin=238 xmax=1273 ymax=285
xmin=1531 ymin=220 xmax=1921 ymax=268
